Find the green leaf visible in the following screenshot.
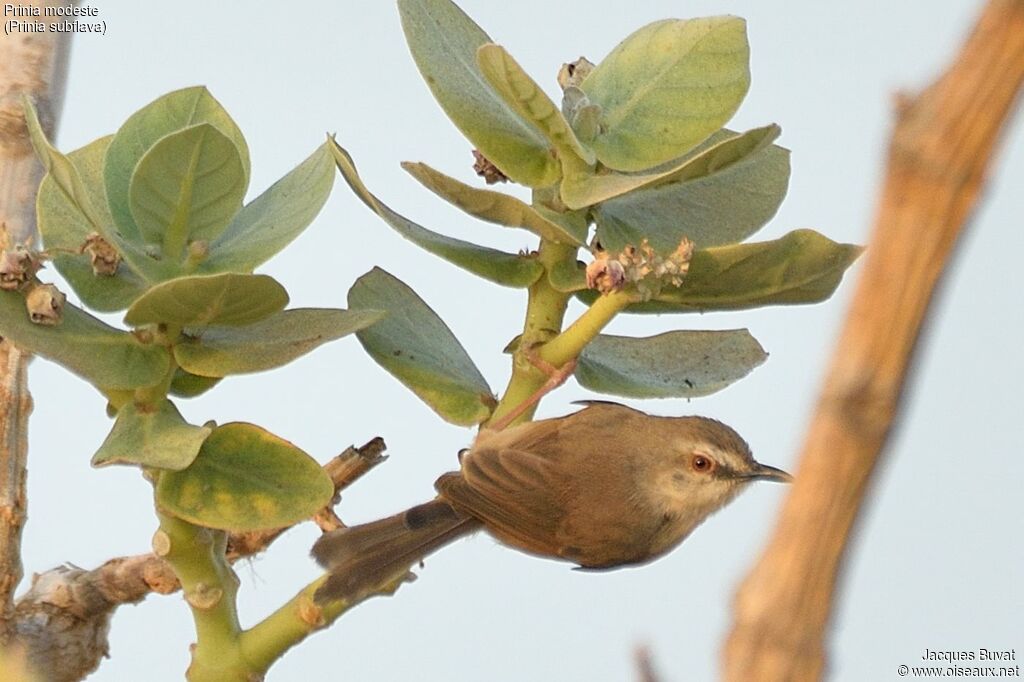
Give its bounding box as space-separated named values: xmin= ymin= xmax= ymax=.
xmin=397 ymin=0 xmax=559 ymax=187
xmin=331 ymin=140 xmax=542 ymax=288
xmin=92 ymin=399 xmax=212 ymax=470
xmin=561 ymin=125 xmax=779 ymax=211
xmin=401 ymin=162 xmax=585 ymax=245
xmin=349 ymin=268 xmax=495 ymax=426
xmin=575 ymin=329 xmax=767 ymax=398
xmin=174 ymin=308 xmax=384 ymax=377
xmin=476 ymin=43 xmax=595 ymax=166
xmin=0 ymin=291 xmax=169 ymax=389
xmin=169 ymin=368 xmax=222 ymax=398
xmin=201 ymin=142 xmax=336 ymax=273
xmin=129 ymin=123 xmax=246 ymax=259
xmin=105 ymin=87 xmax=250 ymax=246
xmin=581 ymin=17 xmax=750 ymax=172
xmin=593 ymin=127 xmax=790 ymax=252
xmin=36 ymin=135 xmax=150 ymax=312
xmin=155 ymin=422 xmax=333 ymax=531
xmin=124 ymin=273 xmax=288 ymax=327
xmin=578 ymin=230 xmax=863 ymax=313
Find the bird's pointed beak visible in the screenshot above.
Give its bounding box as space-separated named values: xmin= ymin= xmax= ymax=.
xmin=745 ymin=462 xmax=794 ymax=483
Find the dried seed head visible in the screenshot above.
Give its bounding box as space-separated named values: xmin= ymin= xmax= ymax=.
xmin=472 ymin=150 xmax=508 ymax=184
xmin=25 ymin=283 xmax=66 ymax=326
xmin=81 ymin=232 xmax=121 ymax=276
xmin=557 ymin=57 xmax=596 ymax=90
xmin=0 ymin=244 xmax=42 ymax=291
xmin=585 ymin=237 xmax=696 ymax=300
xmin=586 ymin=250 xmax=626 ymax=294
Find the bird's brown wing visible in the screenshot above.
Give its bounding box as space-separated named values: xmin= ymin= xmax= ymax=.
xmin=436 ymin=446 xmax=570 ymax=557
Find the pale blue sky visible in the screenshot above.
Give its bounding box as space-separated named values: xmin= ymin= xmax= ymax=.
xmin=13 ymin=1 xmax=1022 ymax=680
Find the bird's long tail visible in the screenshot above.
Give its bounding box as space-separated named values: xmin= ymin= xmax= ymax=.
xmin=311 ymin=498 xmax=480 ymax=603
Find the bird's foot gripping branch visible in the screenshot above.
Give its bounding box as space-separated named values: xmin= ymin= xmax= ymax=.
xmin=1 ymin=0 xmax=860 ymax=679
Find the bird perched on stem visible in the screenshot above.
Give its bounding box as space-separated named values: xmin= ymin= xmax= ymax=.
xmin=312 ymin=401 xmax=791 ymax=603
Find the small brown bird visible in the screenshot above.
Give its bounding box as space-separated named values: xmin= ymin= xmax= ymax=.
xmin=312 ymin=401 xmax=791 ymax=602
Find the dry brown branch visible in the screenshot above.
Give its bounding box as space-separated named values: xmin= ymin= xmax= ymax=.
xmin=0 ymin=0 xmax=75 ymax=647
xmin=10 ymin=438 xmax=386 ymax=681
xmin=722 ymin=2 xmax=1024 ymax=680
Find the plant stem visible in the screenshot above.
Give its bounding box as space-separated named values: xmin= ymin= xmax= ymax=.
xmin=537 ymin=289 xmax=632 ymax=368
xmin=486 ymin=240 xmax=574 ymax=427
xmin=155 ymin=509 xmax=250 ymax=682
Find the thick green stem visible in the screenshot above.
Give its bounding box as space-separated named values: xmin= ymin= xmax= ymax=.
xmin=240 ymin=574 xmax=406 ymax=673
xmin=155 ymin=510 xmax=251 ymax=682
xmin=537 ymin=289 xmax=632 ymax=367
xmin=486 ymin=240 xmax=574 ymax=427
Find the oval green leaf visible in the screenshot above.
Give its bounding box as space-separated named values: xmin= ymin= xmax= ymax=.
xmin=593 ymin=127 xmax=790 ymax=252
xmin=476 ymin=43 xmax=594 ymax=166
xmin=331 ymin=140 xmax=542 ymax=288
xmin=577 ymin=230 xmax=863 ymax=313
xmin=24 ymin=99 xmax=161 ymax=284
xmin=349 ymin=268 xmax=495 ymax=426
xmin=105 ymin=87 xmax=250 ymax=246
xmin=202 ymin=142 xmax=336 ymax=273
xmin=397 ymin=0 xmax=559 ymax=187
xmin=0 ymin=291 xmax=170 ymax=389
xmin=174 ymin=308 xmax=385 ymax=377
xmin=36 ymin=135 xmax=151 ymax=311
xmin=581 ymin=17 xmax=750 ymax=172
xmin=169 ymin=368 xmax=222 ymax=398
xmin=575 ymin=329 xmax=767 ymax=398
xmin=155 ymin=422 xmax=333 ymax=531
xmin=561 ymin=125 xmax=780 ymax=211
xmin=402 ymin=162 xmax=585 ymax=245
xmin=92 ymin=399 xmax=212 ymax=470
xmin=124 ymin=273 xmax=288 ymax=327
xmin=129 ymin=123 xmax=246 ymax=259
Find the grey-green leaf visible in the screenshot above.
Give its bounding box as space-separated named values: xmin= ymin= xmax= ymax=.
xmin=402 ymin=162 xmax=585 ymax=245
xmin=581 ymin=17 xmax=750 ymax=172
xmin=92 ymin=399 xmax=212 ymax=470
xmin=575 ymin=329 xmax=767 ymax=398
xmin=593 ymin=127 xmax=790 ymax=252
xmin=105 ymin=86 xmax=250 ymax=246
xmin=0 ymin=291 xmax=170 ymax=389
xmin=169 ymin=368 xmax=222 ymax=398
xmin=397 ymin=0 xmax=559 ymax=187
xmin=36 ymin=135 xmax=151 ymax=311
xmin=124 ymin=273 xmax=288 ymax=327
xmin=476 ymin=43 xmax=595 ymax=166
xmin=174 ymin=308 xmax=384 ymax=377
xmin=331 ymin=140 xmax=543 ymax=288
xmin=348 ymin=267 xmax=495 ymax=426
xmin=129 ymin=123 xmax=246 ymax=259
xmin=579 ymin=230 xmax=863 ymax=313
xmin=201 ymin=142 xmax=336 ymax=273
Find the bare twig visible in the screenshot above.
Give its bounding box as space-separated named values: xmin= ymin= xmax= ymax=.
xmin=635 ymin=645 xmax=662 ymax=682
xmin=0 ymin=0 xmax=75 ymax=646
xmin=11 ymin=438 xmax=386 ymax=681
xmin=722 ymin=2 xmax=1024 ymax=680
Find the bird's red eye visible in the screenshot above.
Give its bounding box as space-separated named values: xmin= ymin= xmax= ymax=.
xmin=691 ymin=454 xmax=715 ymax=474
